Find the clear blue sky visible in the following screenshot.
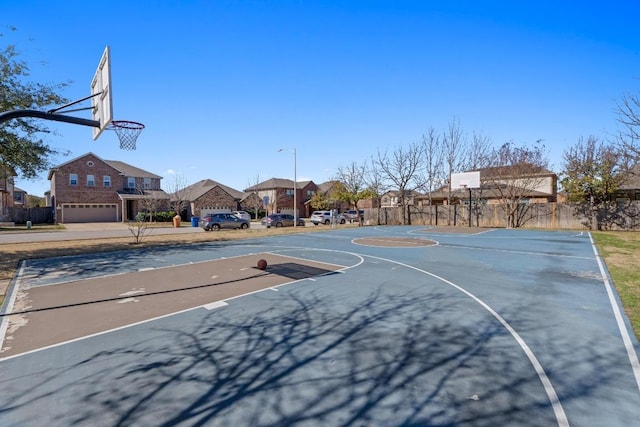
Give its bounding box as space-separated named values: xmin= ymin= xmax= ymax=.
xmin=5 ymin=0 xmax=640 ymax=197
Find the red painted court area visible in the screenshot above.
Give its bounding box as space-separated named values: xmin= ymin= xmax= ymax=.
xmin=1 ymin=253 xmax=341 ymax=357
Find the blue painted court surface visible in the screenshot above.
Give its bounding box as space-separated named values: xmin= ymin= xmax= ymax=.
xmin=1 ymin=226 xmax=639 ymax=426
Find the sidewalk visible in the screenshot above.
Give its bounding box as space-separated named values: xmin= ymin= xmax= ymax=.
xmin=0 ymin=223 xmax=205 ymax=244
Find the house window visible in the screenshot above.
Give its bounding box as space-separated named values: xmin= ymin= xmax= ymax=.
xmin=285 ymin=189 xmax=294 ymax=196
xmin=103 ymin=176 xmax=111 ymax=187
xmin=14 ymin=192 xmax=23 ymax=202
xmin=87 ymin=175 xmax=95 ymax=187
xmin=70 ymin=173 xmax=78 ymax=186
xmin=127 ymin=177 xmax=136 ymax=189
xmin=144 ymin=177 xmax=151 ymax=189
xmin=307 ymin=190 xmax=315 ymax=197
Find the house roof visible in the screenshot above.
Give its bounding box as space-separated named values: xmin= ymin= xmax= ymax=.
xmin=245 ymin=178 xmax=296 ymax=191
xmin=619 ymin=164 xmax=640 ymax=190
xmin=382 ymin=189 xmax=422 ymax=197
xmin=316 ymin=180 xmax=339 ymax=193
xmin=474 ymin=164 xmax=556 ymax=180
xmin=117 ymin=189 xmax=170 ymax=200
xmin=419 ymin=182 xmax=554 ymax=201
xmin=47 ymin=152 xmax=161 ymax=180
xmin=182 ymin=179 xmax=244 ymax=200
xmin=104 ymin=160 xmax=162 ymax=179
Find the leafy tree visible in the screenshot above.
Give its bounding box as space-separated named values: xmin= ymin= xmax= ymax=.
xmin=0 ymin=28 xmax=69 ymax=179
xmin=561 ymin=136 xmax=627 ymax=230
xmin=334 ymin=161 xmax=369 ymax=209
xmin=309 ymin=192 xmax=333 ymax=210
xmin=26 ymin=194 xmax=44 ymax=207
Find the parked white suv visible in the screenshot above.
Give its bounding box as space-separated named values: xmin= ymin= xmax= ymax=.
xmin=310 ymin=210 xmax=346 ymax=225
xmin=232 ymin=211 xmax=251 ymax=220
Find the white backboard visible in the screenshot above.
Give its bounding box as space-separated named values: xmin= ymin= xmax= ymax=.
xmin=451 ymin=171 xmax=480 ymax=190
xmin=91 ymin=46 xmax=113 ymax=140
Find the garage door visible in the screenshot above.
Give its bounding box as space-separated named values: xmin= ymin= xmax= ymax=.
xmin=61 ymin=204 xmax=118 ymax=223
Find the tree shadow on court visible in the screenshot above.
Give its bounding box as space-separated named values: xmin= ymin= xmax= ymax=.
xmin=1 ymin=286 xmax=635 ymax=426
xmin=17 ymin=240 xmax=250 ymax=284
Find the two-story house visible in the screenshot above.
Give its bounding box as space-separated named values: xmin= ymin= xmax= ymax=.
xmin=48 ymin=152 xmax=168 ymax=223
xmin=0 ymin=167 xmax=17 ymax=222
xmin=245 ymin=178 xmax=318 ymax=218
xmin=13 ymin=186 xmax=27 ymax=208
xmin=417 ymin=165 xmax=558 ymax=206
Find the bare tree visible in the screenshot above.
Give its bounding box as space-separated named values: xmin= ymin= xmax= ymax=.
xmin=167 ymin=174 xmax=190 ymax=219
xmin=244 ymin=174 xmax=264 ymax=219
xmin=463 ymin=131 xmax=493 ymax=171
xmin=462 ymin=131 xmax=494 ymax=225
xmin=137 ymin=186 xmax=165 ymax=222
xmin=417 ymin=127 xmax=445 ymax=205
xmin=363 ymin=156 xmax=388 ymax=225
xmin=375 ymin=141 xmax=423 ymax=224
xmin=616 ymin=92 xmax=640 ymax=161
xmin=484 ymin=141 xmax=550 ymax=228
xmin=441 ymin=118 xmax=468 ymax=224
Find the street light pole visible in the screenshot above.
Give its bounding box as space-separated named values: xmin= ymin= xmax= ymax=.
xmin=278 ymin=147 xmax=297 ymax=227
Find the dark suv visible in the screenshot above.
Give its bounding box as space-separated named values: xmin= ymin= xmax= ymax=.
xmin=261 ymin=214 xmax=305 ymax=228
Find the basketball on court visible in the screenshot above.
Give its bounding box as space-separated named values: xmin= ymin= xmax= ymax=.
xmin=257 ymin=259 xmax=268 ymax=270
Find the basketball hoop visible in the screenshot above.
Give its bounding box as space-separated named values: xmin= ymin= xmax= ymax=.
xmin=108 ymin=120 xmax=145 ymax=150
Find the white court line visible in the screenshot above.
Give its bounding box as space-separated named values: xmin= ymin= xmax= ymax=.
xmin=360 ymin=253 xmax=570 ymax=427
xmin=0 ymin=260 xmax=27 ymax=354
xmin=0 ymin=249 xmax=363 ymax=362
xmin=589 ymin=233 xmax=640 ymax=392
xmin=204 ymin=301 xmax=228 ymax=311
xmin=436 ymin=243 xmax=593 ymax=260
xmin=407 ymin=227 xmax=497 ymax=237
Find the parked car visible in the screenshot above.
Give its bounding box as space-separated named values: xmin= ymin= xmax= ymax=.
xmin=310 ymin=210 xmax=346 ymax=225
xmin=261 ymin=213 xmax=305 ymax=228
xmin=344 ymin=209 xmax=364 ymax=222
xmin=232 ymin=210 xmax=251 ymax=220
xmin=200 ymin=213 xmax=250 ymax=231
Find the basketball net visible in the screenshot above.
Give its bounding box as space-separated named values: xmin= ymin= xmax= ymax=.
xmin=109 ymin=120 xmax=145 ymax=150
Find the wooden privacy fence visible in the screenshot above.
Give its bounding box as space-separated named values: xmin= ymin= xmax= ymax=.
xmin=7 ymin=207 xmax=55 ymax=224
xmin=363 ymin=201 xmax=640 ymax=231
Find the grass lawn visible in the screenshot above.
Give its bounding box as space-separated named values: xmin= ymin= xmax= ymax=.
xmin=592 ymin=231 xmax=640 ymax=339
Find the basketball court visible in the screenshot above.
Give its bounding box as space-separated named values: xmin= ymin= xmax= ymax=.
xmin=2 ymin=46 xmax=640 ymax=426
xmin=1 ymin=225 xmax=639 ymax=426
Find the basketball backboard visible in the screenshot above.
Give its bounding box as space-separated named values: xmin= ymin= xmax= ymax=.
xmin=91 ymin=46 xmax=113 ymax=140
xmin=451 ymin=171 xmax=480 ymax=190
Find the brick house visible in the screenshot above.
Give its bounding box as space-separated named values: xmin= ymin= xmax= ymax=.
xmin=177 ymin=179 xmax=249 ymax=218
xmin=13 ymin=186 xmax=27 ymax=208
xmin=0 ymin=167 xmax=17 ymax=222
xmin=245 ymin=178 xmax=318 ymax=218
xmin=48 ymin=152 xmax=168 ymax=223
xmin=381 ymin=190 xmax=421 ymax=208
